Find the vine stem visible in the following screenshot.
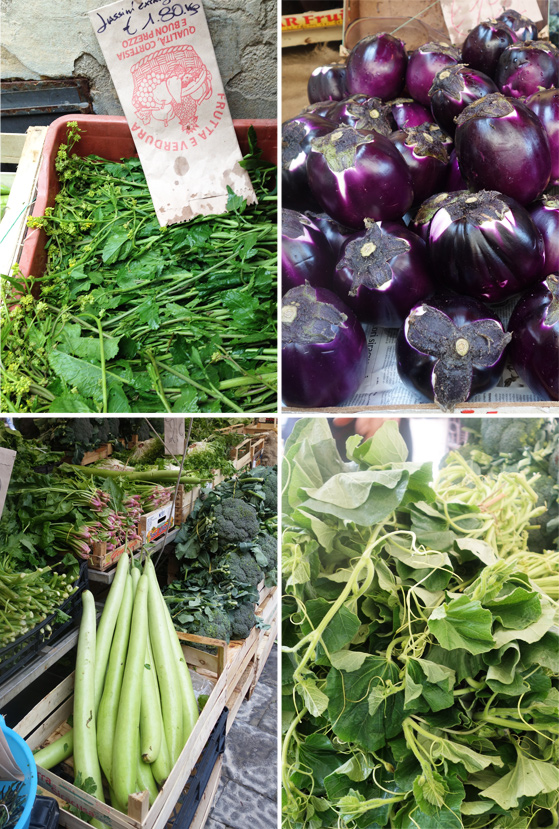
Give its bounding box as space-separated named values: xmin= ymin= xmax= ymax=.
xmin=282 ymin=706 xmax=307 ymax=799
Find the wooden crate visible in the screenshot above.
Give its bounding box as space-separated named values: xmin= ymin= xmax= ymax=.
xmin=87 ymin=537 xmax=142 ymax=572
xmin=16 ymin=636 xmax=230 ymax=829
xmin=250 ymin=437 xmax=266 ymax=467
xmin=0 ymin=127 xmax=47 ymax=279
xmin=230 ymin=438 xmax=252 ymax=470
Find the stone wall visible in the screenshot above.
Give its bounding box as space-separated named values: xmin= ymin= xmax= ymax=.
xmin=1 ymin=0 xmax=277 ymax=119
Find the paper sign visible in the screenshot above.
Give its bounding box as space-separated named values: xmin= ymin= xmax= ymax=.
xmin=89 ymin=1 xmax=256 ymax=226
xmin=440 ymin=0 xmax=543 ymax=44
xmin=0 ymin=447 xmax=16 ymax=520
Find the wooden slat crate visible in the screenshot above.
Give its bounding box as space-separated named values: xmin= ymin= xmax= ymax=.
xmin=63 ymin=444 xmax=113 ymax=466
xmin=230 ymin=438 xmax=252 ymax=470
xmin=87 ymin=537 xmax=143 ymax=572
xmin=250 ymin=437 xmax=266 ymax=467
xmin=0 ymin=127 xmax=47 ymax=278
xmin=16 ymin=636 xmax=230 ymax=829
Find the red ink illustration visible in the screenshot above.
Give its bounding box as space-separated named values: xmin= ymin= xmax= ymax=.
xmin=131 ymin=45 xmax=212 ymax=131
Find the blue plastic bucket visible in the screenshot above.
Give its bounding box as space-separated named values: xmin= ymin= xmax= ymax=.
xmin=0 ymin=715 xmax=37 ymax=829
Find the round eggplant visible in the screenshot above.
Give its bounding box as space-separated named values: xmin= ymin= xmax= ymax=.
xmin=388 ymin=97 xmax=434 ymax=129
xmin=346 ymin=33 xmax=407 ymax=100
xmin=308 ymin=64 xmax=348 ymax=103
xmin=282 ymin=113 xmax=335 ymax=210
xmin=461 ymin=20 xmax=517 ymax=77
xmin=429 ymin=63 xmax=498 ymax=137
xmin=525 ymin=88 xmax=559 ymax=186
xmin=332 ymin=219 xmax=434 ymax=326
xmin=304 ymin=211 xmax=354 ymax=258
xmin=282 ymin=284 xmax=368 ymax=408
xmin=529 ymin=196 xmax=559 ymax=276
xmin=390 ymin=125 xmax=449 ymax=204
xmin=497 ymin=9 xmax=538 ymax=41
xmin=282 ymin=209 xmax=334 ymax=295
xmin=496 ymin=41 xmax=559 ymax=98
xmin=406 ymin=41 xmax=461 ymax=107
xmin=445 ymin=149 xmax=466 ymax=191
xmin=455 ymin=93 xmax=551 ymax=205
xmin=410 ymin=191 xmax=461 ymax=241
xmin=329 ymin=95 xmax=393 ymax=135
xmin=306 ymin=126 xmax=414 ymax=228
xmin=508 ymin=275 xmax=559 ymax=401
xmin=428 ymin=190 xmax=545 ymax=302
xmin=396 ymin=292 xmax=511 ymax=411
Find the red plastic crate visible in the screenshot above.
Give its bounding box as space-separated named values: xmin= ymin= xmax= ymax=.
xmin=19 ymin=114 xmax=277 ymax=280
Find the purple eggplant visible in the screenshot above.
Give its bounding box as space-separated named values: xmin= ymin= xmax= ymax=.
xmin=429 ymin=63 xmax=498 ymax=137
xmin=525 ymin=88 xmax=559 ymax=186
xmin=329 ymin=95 xmax=393 ymax=135
xmin=282 ymin=113 xmax=335 ymax=210
xmin=508 ymin=275 xmax=559 ymax=401
xmin=388 ymin=97 xmax=434 ymax=129
xmin=406 ymin=41 xmax=461 ymax=107
xmin=461 ymin=20 xmax=518 ymax=77
xmin=346 ymin=33 xmax=407 ymax=100
xmin=304 ymin=211 xmax=354 ymax=258
xmin=496 ymin=41 xmax=559 ymax=98
xmin=282 ymin=209 xmax=335 ymax=295
xmin=445 ymin=149 xmax=466 ymax=191
xmin=411 ymin=191 xmax=461 ymax=241
xmin=301 ymin=100 xmax=341 ymax=120
xmin=306 ymin=126 xmax=414 ymax=228
xmin=529 ymin=195 xmax=559 ymax=276
xmin=332 ymin=219 xmax=434 ymax=326
xmin=455 ymin=93 xmax=551 ymax=205
xmin=396 ymin=292 xmax=511 ymax=411
xmin=308 ymin=64 xmax=348 ymax=103
xmin=390 ymin=125 xmax=449 ymax=204
xmin=429 ymin=190 xmax=545 ymax=302
xmin=282 ymin=283 xmax=368 ymax=408
xmin=497 ymin=9 xmax=538 ymax=42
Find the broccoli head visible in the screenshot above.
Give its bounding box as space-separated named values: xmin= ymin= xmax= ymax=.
xmin=229 ymin=602 xmax=257 ymax=639
xmin=481 ymin=419 xmax=543 ymax=458
xmin=192 ymin=605 xmax=232 ymax=643
xmin=252 ymin=532 xmax=277 ymax=572
xmin=215 ymin=550 xmax=264 ymax=590
xmin=213 ymin=498 xmax=260 ymax=545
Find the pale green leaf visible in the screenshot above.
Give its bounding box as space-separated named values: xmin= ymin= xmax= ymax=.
xmin=329 ymin=651 xmax=369 ymax=672
xmin=299 ymin=679 xmax=329 ymax=718
xmin=480 ymin=752 xmax=559 ymax=810
xmin=428 ymin=596 xmax=495 ymax=655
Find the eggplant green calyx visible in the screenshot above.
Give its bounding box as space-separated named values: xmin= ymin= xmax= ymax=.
xmin=282 ymin=284 xmax=347 ymax=344
xmin=405 ymin=304 xmax=511 ymax=411
xmin=544 ymin=274 xmax=559 ymax=327
xmin=311 ymin=126 xmax=371 ymax=172
xmin=339 ymin=221 xmax=410 ymax=294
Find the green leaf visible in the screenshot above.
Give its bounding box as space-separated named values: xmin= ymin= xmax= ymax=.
xmin=454 ymin=537 xmax=497 ymax=566
xmin=299 ymin=677 xmax=329 ymax=717
xmin=329 ymin=651 xmax=369 ymax=672
xmin=484 ymin=586 xmax=541 ymax=630
xmin=347 ymin=420 xmax=408 ymax=465
xmin=49 ymin=351 xmax=104 ymax=403
xmin=301 ymin=470 xmax=409 ymax=526
xmin=479 ymin=751 xmax=559 ymax=810
xmin=300 ymin=599 xmax=361 ymax=664
xmin=428 ymin=596 xmax=496 ymax=655
xmin=102 ymin=229 xmax=130 ymax=264
xmin=327 ymin=656 xmax=403 ymax=752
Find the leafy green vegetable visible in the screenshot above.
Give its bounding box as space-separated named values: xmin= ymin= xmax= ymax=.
xmin=1 ymin=122 xmax=277 ymax=413
xmin=282 ymin=418 xmax=559 ymax=829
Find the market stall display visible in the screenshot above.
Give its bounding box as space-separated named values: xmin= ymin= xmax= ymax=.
xmin=281 ymin=417 xmax=559 ymax=828
xmin=281 ymin=8 xmax=559 ymax=411
xmin=0 ymin=417 xmax=278 ymax=828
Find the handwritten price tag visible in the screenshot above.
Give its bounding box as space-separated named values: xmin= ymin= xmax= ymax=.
xmin=440 ymin=0 xmax=543 ymax=44
xmin=89 ymin=0 xmax=256 ymax=225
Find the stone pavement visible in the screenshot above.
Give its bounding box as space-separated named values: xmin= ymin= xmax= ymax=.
xmin=205 ymin=644 xmax=278 ymax=829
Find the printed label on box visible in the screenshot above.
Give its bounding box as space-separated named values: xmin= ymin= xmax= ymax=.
xmin=89 ymin=0 xmax=256 ymax=226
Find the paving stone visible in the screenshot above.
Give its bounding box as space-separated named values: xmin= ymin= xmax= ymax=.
xmin=222 ymin=721 xmax=277 ymax=796
xmin=210 ymin=779 xmax=276 ymax=829
xmin=257 ymin=701 xmax=277 ymax=736
xmin=204 ymin=820 xmax=234 ymax=829
xmin=258 ymin=643 xmax=278 ymax=687
xmin=233 ymin=679 xmax=276 ymax=728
